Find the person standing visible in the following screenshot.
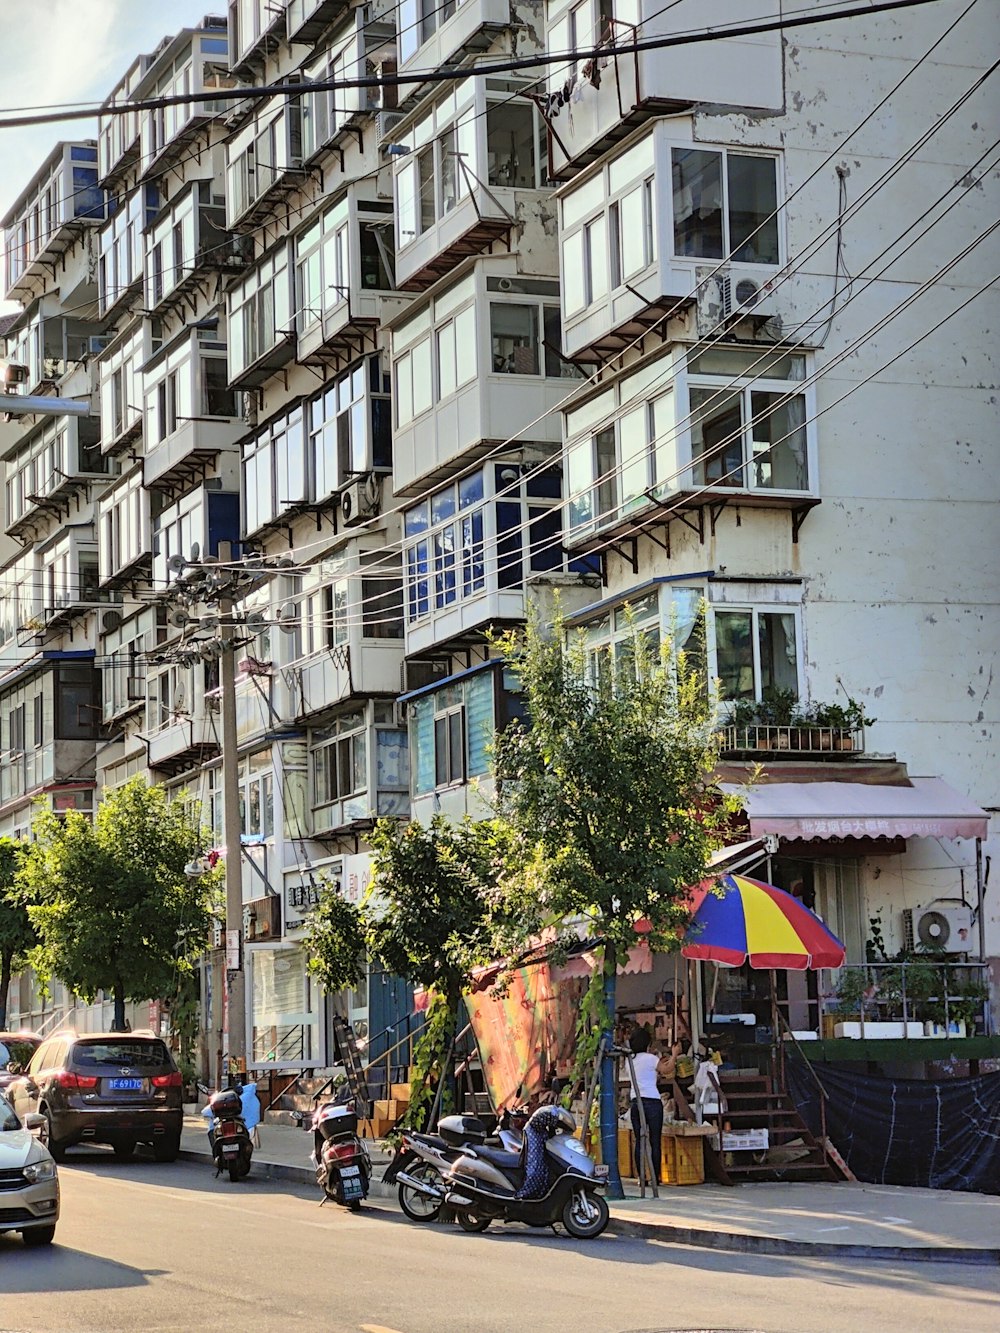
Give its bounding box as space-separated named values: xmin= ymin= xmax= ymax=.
xmin=627 ymin=1028 xmax=672 ymax=1185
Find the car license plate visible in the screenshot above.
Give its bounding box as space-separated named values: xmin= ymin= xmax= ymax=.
xmin=593 ymin=1165 xmax=610 ymax=1180
xmin=108 ymin=1077 xmax=143 ymax=1091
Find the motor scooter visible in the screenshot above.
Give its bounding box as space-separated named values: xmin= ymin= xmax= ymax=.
xmin=384 ymin=1110 xmax=525 ymax=1223
xmin=205 ymin=1087 xmax=253 ymax=1182
xmin=441 ymin=1105 xmax=609 ymax=1239
xmin=295 ymin=1101 xmax=371 ymax=1210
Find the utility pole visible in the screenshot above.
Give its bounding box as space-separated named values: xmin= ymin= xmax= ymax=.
xmin=218 ymin=541 xmax=246 ymax=1077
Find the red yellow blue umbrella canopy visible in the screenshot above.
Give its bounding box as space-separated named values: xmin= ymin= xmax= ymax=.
xmin=681 ymin=873 xmax=846 ymax=970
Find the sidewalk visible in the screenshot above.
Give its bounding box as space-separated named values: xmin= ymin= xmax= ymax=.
xmin=180 ymin=1112 xmax=1000 ymax=1264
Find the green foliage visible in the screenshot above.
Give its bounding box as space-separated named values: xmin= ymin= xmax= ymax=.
xmin=0 ymin=839 xmax=35 ymax=1029
xmin=304 ymin=879 xmax=365 ymax=994
xmin=305 ymin=816 xmax=521 ymax=1128
xmin=491 ymin=602 xmax=738 ymax=961
xmin=20 ymin=778 xmax=220 ymax=1027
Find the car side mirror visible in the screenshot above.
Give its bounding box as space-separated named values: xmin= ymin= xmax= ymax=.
xmin=24 ymin=1112 xmax=46 ymax=1134
xmin=5 ymin=1061 xmax=21 ymax=1075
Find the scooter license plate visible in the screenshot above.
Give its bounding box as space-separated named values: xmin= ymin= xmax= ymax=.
xmin=342 ymin=1177 xmax=364 ymax=1200
xmin=221 ymin=1143 xmax=241 ymax=1155
xmin=340 ymin=1166 xmax=361 ymax=1178
xmin=593 ymin=1165 xmax=610 ymax=1180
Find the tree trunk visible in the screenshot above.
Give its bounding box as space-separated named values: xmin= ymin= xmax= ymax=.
xmin=0 ymin=949 xmax=11 ymax=1030
xmin=113 ymin=980 xmax=126 ymax=1032
xmin=600 ymin=946 xmax=625 ymax=1200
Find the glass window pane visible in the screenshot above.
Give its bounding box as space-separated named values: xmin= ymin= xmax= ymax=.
xmin=690 ymin=386 xmax=744 ymax=487
xmin=595 ymin=426 xmax=617 ymax=524
xmin=496 ymin=500 xmax=522 ymax=588
xmin=651 ymin=389 xmax=676 ymax=493
xmin=715 ymin=611 xmax=754 ymax=699
xmin=587 ymin=215 xmax=608 ymax=302
xmin=566 ymin=437 xmax=593 ymax=531
xmin=620 ymin=185 xmax=648 ymax=278
xmin=619 ymin=404 xmax=649 ymax=510
xmin=562 ymin=231 xmax=586 ymax=316
xmin=750 ymin=392 xmax=808 ymax=490
xmin=728 ymin=154 xmax=779 ymax=265
xmin=758 ymin=612 xmax=798 ymax=696
xmin=465 ymin=673 xmax=494 ymax=777
xmin=490 ymin=303 xmax=538 ymax=374
xmin=412 ymin=338 xmax=432 ymax=416
xmin=437 ymin=322 xmax=456 ymax=398
xmin=448 ymin=710 xmax=464 ymax=782
xmin=455 ymin=306 xmax=477 ymax=386
xmin=672 ymin=148 xmax=723 ymax=259
xmin=487 ymin=103 xmax=536 ymax=188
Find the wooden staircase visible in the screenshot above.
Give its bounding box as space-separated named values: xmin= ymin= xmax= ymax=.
xmin=675 ymin=1072 xmax=846 ymax=1185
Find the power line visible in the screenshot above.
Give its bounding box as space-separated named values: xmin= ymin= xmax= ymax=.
xmin=0 ymin=1 xmax=949 ymax=130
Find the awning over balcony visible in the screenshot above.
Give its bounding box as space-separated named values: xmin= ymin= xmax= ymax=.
xmin=722 ymin=777 xmax=989 ymax=842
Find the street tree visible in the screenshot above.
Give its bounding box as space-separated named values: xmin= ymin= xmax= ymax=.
xmin=491 ymin=604 xmax=737 ymax=1198
xmin=0 ymin=839 xmax=35 ymax=1030
xmin=306 ymin=815 xmax=515 ymax=1123
xmin=20 ymin=778 xmax=219 ymax=1033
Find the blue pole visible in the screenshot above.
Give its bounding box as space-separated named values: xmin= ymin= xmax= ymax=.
xmin=600 ymin=956 xmax=624 ymax=1200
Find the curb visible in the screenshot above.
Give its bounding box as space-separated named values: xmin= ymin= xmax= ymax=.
xmin=603 ymin=1214 xmax=1000 ymax=1266
xmin=175 ymin=1153 xmax=999 ymax=1265
xmin=176 ymin=1149 xmax=398 ymax=1199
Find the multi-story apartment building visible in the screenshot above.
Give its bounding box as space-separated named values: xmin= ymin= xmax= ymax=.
xmin=529 ymin=0 xmax=997 ymax=1029
xmin=1 ymin=1 xmax=995 ymax=1076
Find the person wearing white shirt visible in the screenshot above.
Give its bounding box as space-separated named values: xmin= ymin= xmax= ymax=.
xmin=627 ymin=1028 xmax=673 ymax=1184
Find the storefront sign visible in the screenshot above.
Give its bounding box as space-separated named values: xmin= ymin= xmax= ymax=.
xmin=283 ymin=876 xmax=325 ymax=935
xmin=244 ymin=895 xmax=281 ymax=942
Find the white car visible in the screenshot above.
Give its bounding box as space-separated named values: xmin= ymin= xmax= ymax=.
xmin=0 ymin=1091 xmax=59 ymax=1246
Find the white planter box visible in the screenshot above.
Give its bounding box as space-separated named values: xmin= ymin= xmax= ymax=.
xmin=834 ymin=1021 xmax=925 ymax=1039
xmin=924 ymin=1020 xmax=967 ymax=1038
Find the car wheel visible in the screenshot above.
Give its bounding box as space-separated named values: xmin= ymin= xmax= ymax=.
xmin=22 ymin=1224 xmax=56 ymax=1247
xmin=43 ymin=1113 xmax=66 ymax=1163
xmin=152 ymin=1133 xmax=180 ymax=1163
xmin=112 ymin=1139 xmax=136 ymax=1158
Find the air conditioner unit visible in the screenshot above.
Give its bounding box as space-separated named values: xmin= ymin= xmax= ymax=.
xmin=340 ymin=475 xmax=379 ymax=527
xmin=903 ymin=905 xmax=974 ymax=955
xmin=2 ymin=362 xmax=29 ymax=385
xmin=376 ymin=110 xmax=404 ymax=145
xmin=718 ymin=268 xmax=777 ymax=323
xmin=242 ymin=394 xmax=258 ymax=428
xmin=101 ymin=609 xmax=122 ymax=633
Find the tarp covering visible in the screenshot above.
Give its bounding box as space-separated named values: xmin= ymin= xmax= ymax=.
xmin=465 ymin=963 xmax=586 ymax=1110
xmin=787 ymin=1057 xmax=1000 ymax=1194
xmin=721 ymin=777 xmax=989 ymax=841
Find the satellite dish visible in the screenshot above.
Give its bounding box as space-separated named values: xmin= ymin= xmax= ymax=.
xmin=276 ymin=604 xmax=298 ymax=634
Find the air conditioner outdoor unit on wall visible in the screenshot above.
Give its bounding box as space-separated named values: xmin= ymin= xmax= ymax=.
xmin=2 ymin=362 xmax=29 ymax=385
xmin=376 ymin=110 xmax=404 ymax=146
xmin=718 ymin=268 xmax=777 ymax=323
xmin=902 ymin=905 xmax=974 ymax=955
xmin=340 ymin=475 xmax=380 ymax=527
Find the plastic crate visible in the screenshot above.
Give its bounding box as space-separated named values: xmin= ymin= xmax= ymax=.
xmin=662 ymin=1134 xmax=705 ymax=1185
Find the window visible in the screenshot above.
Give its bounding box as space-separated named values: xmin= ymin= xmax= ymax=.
xmin=715 ymin=608 xmax=798 ymax=702
xmin=312 ymin=709 xmax=368 ymax=819
xmin=490 ymin=304 xmax=539 ymax=375
xmin=239 ymin=753 xmax=274 ymax=840
xmin=394 ymin=281 xmax=475 ymax=426
xmin=408 ymin=667 xmax=513 ymax=796
xmin=307 ymin=355 xmax=390 ymax=503
xmin=361 ymin=552 xmax=403 ymax=639
xmin=243 ymin=404 xmax=305 ymax=536
xmin=672 ymin=147 xmax=779 ymax=265
xmin=228 ymin=245 xmax=291 ymax=378
xmin=577 ymin=582 xmax=798 ymax=703
xmin=486 ymin=103 xmax=537 ymax=189
xmin=687 ymin=346 xmax=809 ymax=491
xmin=55 ymin=663 xmax=99 ymax=740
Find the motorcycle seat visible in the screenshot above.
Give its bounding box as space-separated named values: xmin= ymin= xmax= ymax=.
xmin=471 ymin=1145 xmax=522 ymax=1171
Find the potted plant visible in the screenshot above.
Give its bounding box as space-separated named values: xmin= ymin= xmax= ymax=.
xmin=838 ymin=696 xmax=876 ymax=751
xmin=726 ymin=698 xmax=758 ymax=749
xmin=760 ymin=686 xmax=797 ymax=749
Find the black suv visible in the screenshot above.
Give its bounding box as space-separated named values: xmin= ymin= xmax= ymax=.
xmin=9 ymin=1032 xmax=183 ymax=1162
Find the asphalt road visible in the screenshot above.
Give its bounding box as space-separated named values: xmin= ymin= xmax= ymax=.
xmin=0 ymin=1152 xmax=997 ymax=1333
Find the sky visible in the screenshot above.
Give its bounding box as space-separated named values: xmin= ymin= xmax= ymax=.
xmin=0 ymin=0 xmax=221 ymax=314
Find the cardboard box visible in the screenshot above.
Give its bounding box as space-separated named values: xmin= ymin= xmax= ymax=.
xmin=390 ymin=1084 xmax=411 ymax=1102
xmin=718 ymin=1128 xmax=770 ymax=1152
xmin=374 ymin=1099 xmax=401 ymax=1121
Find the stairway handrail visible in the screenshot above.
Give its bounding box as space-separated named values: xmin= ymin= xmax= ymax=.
xmin=775 ymin=1009 xmax=830 ymax=1172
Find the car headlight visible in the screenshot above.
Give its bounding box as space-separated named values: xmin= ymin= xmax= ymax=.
xmin=23 ymin=1158 xmax=56 ymax=1183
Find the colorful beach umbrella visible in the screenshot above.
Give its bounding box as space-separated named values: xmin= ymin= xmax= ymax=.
xmin=681 ymin=873 xmax=846 ymax=970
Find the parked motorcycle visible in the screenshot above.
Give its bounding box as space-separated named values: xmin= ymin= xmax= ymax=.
xmin=206 ymin=1087 xmax=253 ymax=1182
xmin=384 ymin=1110 xmax=526 ymax=1223
xmin=440 ymin=1105 xmax=609 ymax=1239
xmin=295 ymin=1102 xmax=370 ymax=1210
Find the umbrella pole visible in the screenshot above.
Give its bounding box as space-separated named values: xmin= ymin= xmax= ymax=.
xmin=671 ymin=956 xmax=679 ymax=1046
xmin=770 ymin=969 xmax=784 ymax=1093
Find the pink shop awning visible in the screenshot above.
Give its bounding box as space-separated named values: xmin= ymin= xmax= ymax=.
xmin=722 ymin=777 xmax=989 ymax=842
